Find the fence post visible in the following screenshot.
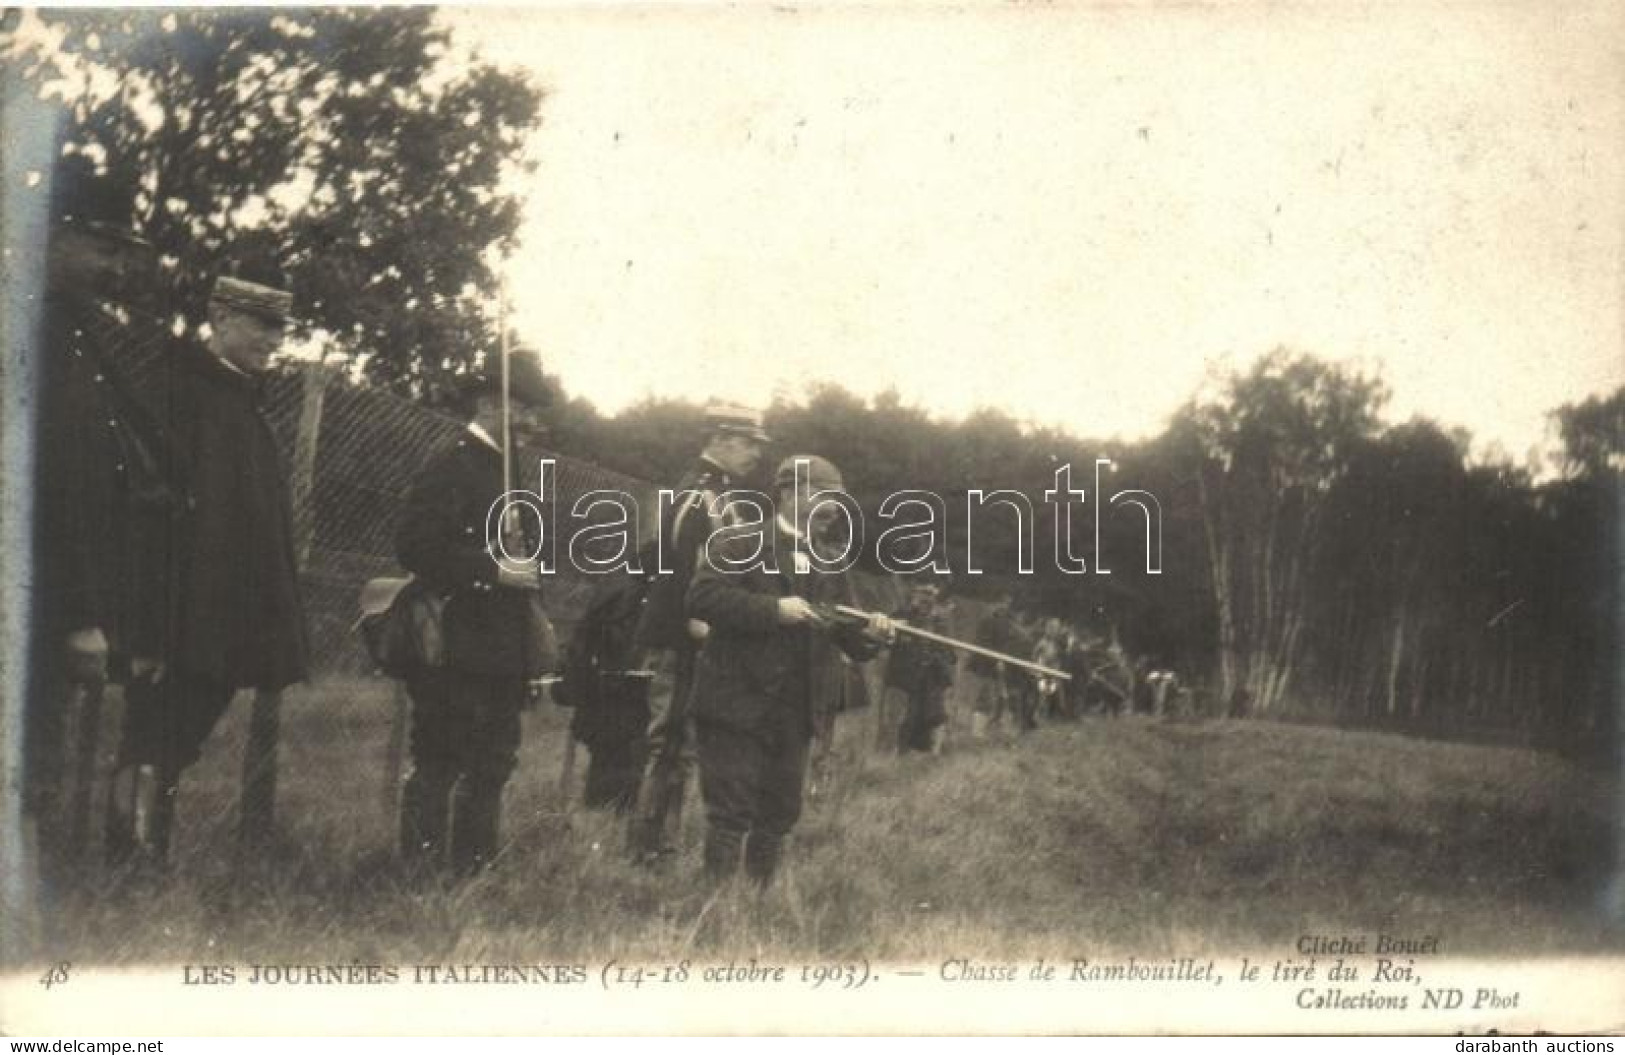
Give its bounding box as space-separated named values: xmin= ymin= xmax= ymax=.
xmin=871 ymin=654 xmax=893 ymax=753
xmin=289 ymin=360 xmax=330 ymax=568
xmin=238 ymin=361 xmax=328 ymax=849
xmin=238 ymin=688 xmax=282 ymax=849
xmin=66 ymin=680 xmax=105 ymax=862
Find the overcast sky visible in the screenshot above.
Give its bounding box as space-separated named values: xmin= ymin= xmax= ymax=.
xmin=449 ymin=3 xmax=1623 ymax=460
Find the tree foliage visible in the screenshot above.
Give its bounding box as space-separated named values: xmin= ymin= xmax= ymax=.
xmin=14 ymin=8 xmax=543 ymax=401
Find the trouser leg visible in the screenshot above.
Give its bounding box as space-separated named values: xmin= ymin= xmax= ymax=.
xmin=747 ymin=727 xmax=809 ymax=887
xmin=743 ymin=831 xmax=784 ymax=885
xmin=447 ymin=674 xmax=523 ymax=876
xmin=695 ymin=720 xmax=758 ymax=882
xmin=399 ymin=766 xmax=455 ymax=870
xmin=703 ymin=825 xmax=746 ymax=882
xmin=449 ymin=777 xmax=504 ymax=876
xmin=630 ymin=647 xmax=696 ymax=859
xmin=107 ymin=671 xmax=233 ymax=868
xmin=24 ymin=661 xmax=73 ymax=887
xmin=399 ymin=673 xmax=455 ymax=869
xmin=696 ymin=717 xmax=809 ymax=887
xmin=584 ymin=740 xmax=641 ymax=813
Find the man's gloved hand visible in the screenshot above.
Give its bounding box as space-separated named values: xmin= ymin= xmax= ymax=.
xmin=777 ymin=597 xmax=822 ymax=626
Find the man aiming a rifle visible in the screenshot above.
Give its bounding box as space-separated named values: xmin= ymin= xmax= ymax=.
xmin=684 ymin=455 xmax=892 ymax=885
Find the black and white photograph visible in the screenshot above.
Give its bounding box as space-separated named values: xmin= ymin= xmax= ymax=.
xmin=1 ymin=2 xmax=1622 ymax=1037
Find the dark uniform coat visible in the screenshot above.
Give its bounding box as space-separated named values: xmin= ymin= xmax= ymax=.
xmin=32 ymin=298 xmax=179 ymax=659
xmin=634 ymin=455 xmax=736 ymax=652
xmin=884 ymin=600 xmax=955 ymax=697
xmin=395 ymin=430 xmax=556 ymax=679
xmin=968 ymin=607 xmax=1020 ymax=677
xmin=686 ymin=521 xmax=882 ymax=742
xmin=28 ymin=297 xmax=180 ymax=826
xmin=157 ymin=343 xmax=308 ymax=690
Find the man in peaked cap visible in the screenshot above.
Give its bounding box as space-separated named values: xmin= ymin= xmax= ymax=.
xmin=393 ymin=352 xmax=557 ymax=877
xmin=625 ymin=402 xmax=771 ymax=865
xmin=27 ymin=154 xmax=171 ymax=887
xmin=684 ymin=454 xmax=893 ymax=885
xmin=105 ymin=270 xmax=310 ymax=870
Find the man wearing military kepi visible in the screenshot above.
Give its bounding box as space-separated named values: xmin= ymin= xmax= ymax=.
xmin=107 ymin=269 xmax=309 ymax=869
xmin=394 ymin=354 xmax=557 ymax=877
xmin=626 ymin=403 xmax=769 ymax=865
xmin=28 ymin=154 xmax=175 ymax=885
xmin=686 ymin=455 xmax=893 ymax=885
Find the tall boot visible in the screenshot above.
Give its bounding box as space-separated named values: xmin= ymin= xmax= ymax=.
xmin=104 ymin=763 xmax=140 ymax=869
xmin=702 ymin=825 xmax=745 ymax=883
xmin=449 ymin=778 xmax=504 ymax=877
xmin=743 ymin=831 xmax=785 ymax=887
xmin=399 ymin=767 xmax=454 ymax=871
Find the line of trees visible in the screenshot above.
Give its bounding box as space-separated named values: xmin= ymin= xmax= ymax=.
xmin=557 ymin=356 xmax=1620 ymax=754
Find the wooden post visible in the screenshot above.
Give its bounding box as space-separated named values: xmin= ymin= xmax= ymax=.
xmin=237 ymin=689 xmax=278 ymax=848
xmin=381 ymin=681 xmax=410 ymax=821
xmin=66 ymin=681 xmax=104 ymax=862
xmin=238 ymin=362 xmax=327 ymax=850
xmin=871 ymin=652 xmax=893 ymax=753
xmin=558 ymin=727 xmax=577 ymax=797
xmin=289 ymin=360 xmax=329 ymax=569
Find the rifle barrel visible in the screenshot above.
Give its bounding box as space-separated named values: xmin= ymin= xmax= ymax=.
xmin=830 ymin=605 xmax=1072 ymax=681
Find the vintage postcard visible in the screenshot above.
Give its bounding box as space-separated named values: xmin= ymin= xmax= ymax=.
xmin=1 ymin=1 xmax=1622 ymax=1036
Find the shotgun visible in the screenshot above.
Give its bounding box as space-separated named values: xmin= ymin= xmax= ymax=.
xmin=815 ymin=603 xmax=1072 ymax=681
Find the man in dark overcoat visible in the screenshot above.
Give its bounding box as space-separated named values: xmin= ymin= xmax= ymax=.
xmin=626 ymin=404 xmax=768 ymax=864
xmin=685 ymin=455 xmax=892 ymax=885
xmin=107 ymin=273 xmax=308 ymax=868
xmin=394 ymin=356 xmax=556 ymax=876
xmin=27 ymin=162 xmax=174 ymax=884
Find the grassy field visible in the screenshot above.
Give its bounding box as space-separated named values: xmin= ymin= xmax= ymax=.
xmin=33 ymin=676 xmax=1621 ymax=965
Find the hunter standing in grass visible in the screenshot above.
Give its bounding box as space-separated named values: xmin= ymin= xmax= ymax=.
xmin=394 ymin=356 xmax=556 ymax=877
xmin=685 ymin=455 xmax=893 ymax=885
xmin=107 ymin=270 xmax=308 ymax=870
xmin=29 ymin=159 xmax=174 ymax=884
xmin=626 ymin=405 xmax=769 ymax=865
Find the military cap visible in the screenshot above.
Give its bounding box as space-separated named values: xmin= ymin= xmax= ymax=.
xmin=774 ymin=454 xmax=844 ymax=493
xmin=211 ymin=275 xmax=293 ymax=322
xmin=705 ymin=402 xmax=772 ymax=444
